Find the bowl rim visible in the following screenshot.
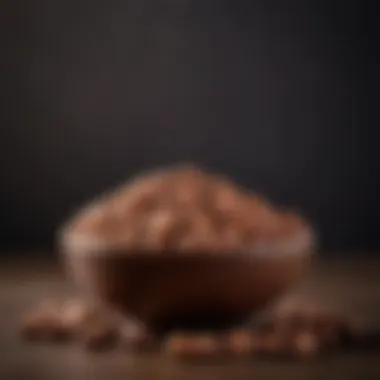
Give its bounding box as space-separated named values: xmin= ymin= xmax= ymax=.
xmin=59 ymin=221 xmax=316 ymax=261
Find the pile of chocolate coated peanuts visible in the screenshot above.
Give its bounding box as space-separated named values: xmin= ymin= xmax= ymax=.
xmin=21 ymin=298 xmax=356 ymax=361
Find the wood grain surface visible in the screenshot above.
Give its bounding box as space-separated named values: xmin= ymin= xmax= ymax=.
xmin=1 ymin=255 xmax=380 ymax=380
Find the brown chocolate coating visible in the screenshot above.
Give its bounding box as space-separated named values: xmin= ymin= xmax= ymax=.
xmin=80 ymin=321 xmax=118 ymax=351
xmin=61 ymin=165 xmax=315 ymax=255
xmin=164 ymin=332 xmax=220 ymax=359
xmin=121 ymin=327 xmax=158 ymax=352
xmin=224 ymin=329 xmax=262 ymax=356
xmin=291 ymin=331 xmax=319 ymax=358
xmin=20 ymin=312 xmax=70 ymax=343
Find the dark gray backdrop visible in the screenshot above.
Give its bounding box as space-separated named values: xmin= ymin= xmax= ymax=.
xmin=0 ymin=0 xmax=377 ymax=252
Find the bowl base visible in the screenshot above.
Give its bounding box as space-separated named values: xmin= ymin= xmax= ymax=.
xmin=144 ymin=311 xmax=251 ymax=334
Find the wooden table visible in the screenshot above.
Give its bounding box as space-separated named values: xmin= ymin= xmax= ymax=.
xmin=1 ymin=256 xmax=380 ymax=380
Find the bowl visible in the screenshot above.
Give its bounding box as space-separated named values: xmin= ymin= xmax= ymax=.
xmin=60 ymin=225 xmax=315 ymax=333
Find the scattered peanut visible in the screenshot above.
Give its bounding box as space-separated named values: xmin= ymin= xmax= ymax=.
xmin=164 ymin=332 xmax=220 ymax=359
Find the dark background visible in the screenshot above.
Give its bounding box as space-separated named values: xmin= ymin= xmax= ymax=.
xmin=0 ymin=0 xmax=378 ymax=253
